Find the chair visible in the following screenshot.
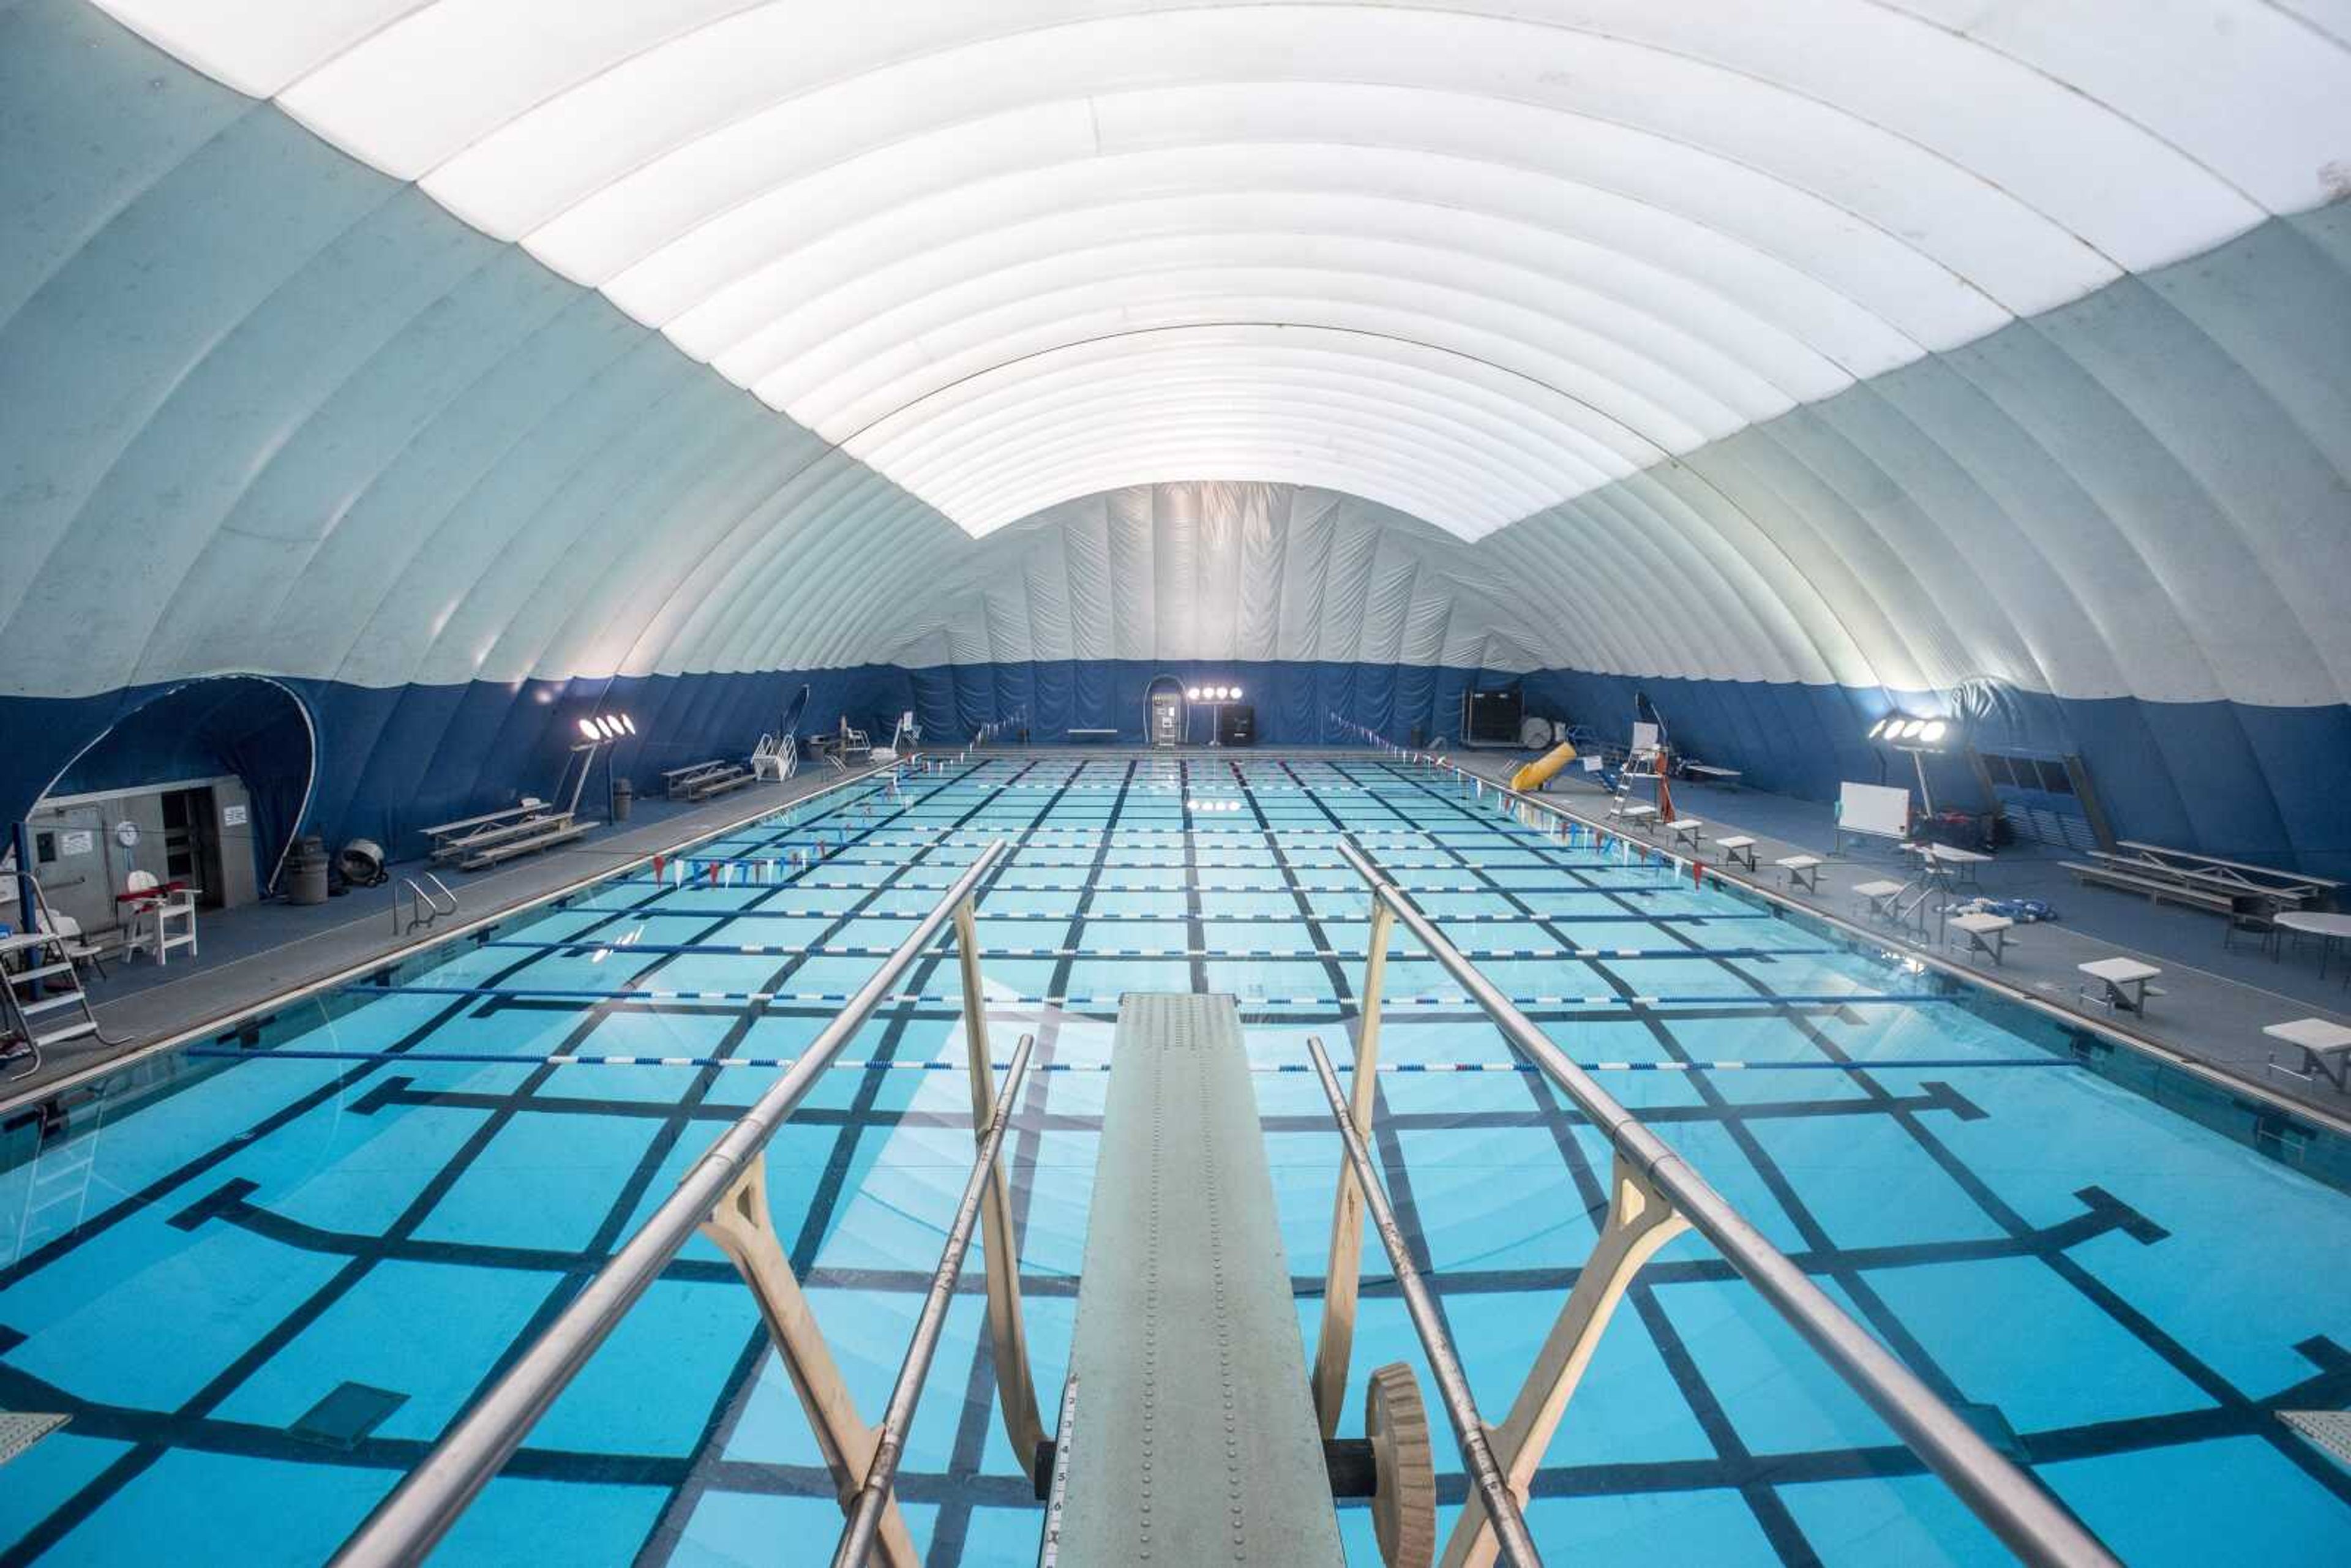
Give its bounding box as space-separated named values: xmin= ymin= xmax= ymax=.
xmin=2223 ymin=893 xmax=2282 ymax=959
xmin=36 ymin=910 xmax=108 ymax=980
xmin=121 ymin=870 xmax=198 ymax=966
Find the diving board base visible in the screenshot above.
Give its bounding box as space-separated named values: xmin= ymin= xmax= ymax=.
xmin=1046 ymin=992 xmax=1346 ymax=1566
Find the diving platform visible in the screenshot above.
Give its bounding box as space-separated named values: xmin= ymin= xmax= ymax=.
xmin=1044 ymin=993 xmax=1346 ymax=1565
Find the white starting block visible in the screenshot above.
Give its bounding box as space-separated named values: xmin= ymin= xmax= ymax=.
xmin=1619 ymin=805 xmax=1657 ymax=829
xmin=2078 ymin=957 xmax=2162 ymax=1015
xmin=1664 ymin=817 xmax=1705 ymax=849
xmin=2266 ymin=1018 xmax=2351 ymax=1092
xmin=1775 ymin=854 xmax=1822 ymax=893
xmin=1852 ymin=879 xmax=1908 ymax=923
xmin=1949 ymin=910 xmax=2014 ymax=966
xmin=1715 ymin=835 xmax=1758 ymax=872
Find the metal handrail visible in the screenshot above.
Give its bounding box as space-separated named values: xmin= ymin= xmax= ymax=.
xmin=1332 ymin=836 xmax=2119 ymax=1568
xmin=1303 ymin=1033 xmax=1541 ymax=1568
xmin=331 ymin=839 xmax=1011 ymax=1567
xmin=833 ymin=1029 xmax=1038 ymax=1567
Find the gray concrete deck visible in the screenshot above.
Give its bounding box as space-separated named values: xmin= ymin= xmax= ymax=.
xmin=2 ymin=760 xmax=896 ymax=1115
xmin=1445 ymin=751 xmax=2351 ymax=1132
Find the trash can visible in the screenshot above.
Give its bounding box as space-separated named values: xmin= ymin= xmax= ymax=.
xmin=610 ymin=775 xmax=634 ymax=822
xmin=283 ymin=835 xmax=329 ymax=906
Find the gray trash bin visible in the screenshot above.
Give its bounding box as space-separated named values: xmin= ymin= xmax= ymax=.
xmin=610 ymin=776 xmax=634 ymax=822
xmin=283 ymin=835 xmax=329 ymax=906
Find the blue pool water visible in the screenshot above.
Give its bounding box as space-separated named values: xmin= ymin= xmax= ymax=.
xmin=3 ymin=754 xmax=2349 ymax=1565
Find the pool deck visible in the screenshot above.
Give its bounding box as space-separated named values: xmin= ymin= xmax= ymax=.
xmin=1 ymin=759 xmax=902 ymax=1117
xmin=1444 ymin=750 xmax=2351 ymax=1131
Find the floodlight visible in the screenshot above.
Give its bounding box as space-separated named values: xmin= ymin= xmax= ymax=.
xmin=1920 ymin=720 xmax=1948 ymax=745
xmin=1866 ymin=718 xmax=1891 ymax=740
xmin=1899 ymin=719 xmax=1925 ymax=739
xmin=578 ymin=718 xmax=599 ymax=738
xmin=1188 ymin=688 xmax=1202 ymax=701
xmin=619 ymin=714 xmax=637 ymax=735
xmin=1230 ymin=686 xmax=1244 ymax=702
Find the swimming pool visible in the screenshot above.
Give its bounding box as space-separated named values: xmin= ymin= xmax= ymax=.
xmin=3 ymin=753 xmax=2348 ymax=1564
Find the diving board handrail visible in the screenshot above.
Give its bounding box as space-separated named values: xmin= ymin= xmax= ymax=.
xmin=833 ymin=1029 xmax=1038 ymax=1568
xmin=331 ymin=839 xmax=1021 ymax=1568
xmin=1325 ymin=837 xmax=2121 ymax=1568
xmin=1303 ymin=1033 xmax=1542 ymax=1568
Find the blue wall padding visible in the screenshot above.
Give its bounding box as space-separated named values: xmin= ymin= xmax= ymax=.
xmin=9 ymin=659 xmax=2343 ymax=879
xmin=904 ymin=659 xmax=1520 ymax=752
xmin=1518 ymin=669 xmax=2351 ymax=879
xmin=0 ymin=666 xmax=910 ymax=873
xmin=46 ymin=677 xmax=315 ymax=884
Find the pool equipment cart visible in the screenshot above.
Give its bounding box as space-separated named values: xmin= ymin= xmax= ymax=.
xmin=1309 ymin=836 xmax=2121 ymax=1568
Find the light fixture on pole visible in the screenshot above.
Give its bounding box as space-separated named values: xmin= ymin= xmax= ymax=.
xmin=1864 ymin=711 xmax=1958 ymax=814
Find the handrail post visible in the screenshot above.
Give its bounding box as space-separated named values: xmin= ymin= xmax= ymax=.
xmin=700 ymin=1156 xmax=922 ymax=1568
xmin=953 ymin=893 xmax=1046 ymax=1473
xmin=833 ymin=1032 xmax=1040 ymax=1567
xmin=1310 ymin=891 xmax=1395 ymax=1435
xmin=1440 ymin=1155 xmax=1688 ymax=1568
xmin=1329 ymin=837 xmax=2121 ymax=1568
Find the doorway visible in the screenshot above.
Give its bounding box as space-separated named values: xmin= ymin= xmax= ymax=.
xmin=1146 ymin=678 xmax=1187 ymax=749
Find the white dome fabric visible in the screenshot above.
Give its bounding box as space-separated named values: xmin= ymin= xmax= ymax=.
xmin=85 ymin=0 xmax=2351 ymax=541
xmin=882 ymin=483 xmax=1547 ymax=673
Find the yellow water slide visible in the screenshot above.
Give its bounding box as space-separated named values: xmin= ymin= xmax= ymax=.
xmin=1509 ymin=740 xmax=1578 ymax=792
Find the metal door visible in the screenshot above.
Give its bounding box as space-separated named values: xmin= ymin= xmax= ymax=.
xmin=1150 ymin=691 xmax=1183 ymax=748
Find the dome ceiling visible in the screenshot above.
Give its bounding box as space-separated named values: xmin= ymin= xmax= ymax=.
xmin=85 ymin=0 xmax=2351 ymax=539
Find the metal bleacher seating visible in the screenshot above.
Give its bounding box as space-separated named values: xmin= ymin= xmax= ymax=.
xmin=2063 ymin=840 xmax=2339 ymax=917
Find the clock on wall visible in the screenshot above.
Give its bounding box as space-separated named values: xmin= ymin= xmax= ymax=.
xmin=114 ymin=819 xmax=141 ymax=849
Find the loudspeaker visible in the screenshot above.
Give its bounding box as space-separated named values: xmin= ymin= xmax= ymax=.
xmin=1217 ymin=704 xmax=1257 ymax=746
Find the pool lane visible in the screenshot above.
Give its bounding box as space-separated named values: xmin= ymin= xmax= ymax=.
xmin=2 ymin=755 xmax=2348 ymax=1566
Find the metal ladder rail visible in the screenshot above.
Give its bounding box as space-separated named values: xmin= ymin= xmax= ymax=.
xmin=393 ymin=874 xmax=459 ymax=936
xmin=331 ymin=840 xmax=1033 ymax=1568
xmin=1303 ymin=1032 xmax=1540 ymax=1568
xmin=2 ymin=870 xmax=129 ymax=1079
xmin=1314 ymin=837 xmax=2121 ymax=1568
xmin=832 ymin=1029 xmax=1038 ymax=1567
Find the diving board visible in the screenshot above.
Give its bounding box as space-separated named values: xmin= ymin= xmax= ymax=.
xmin=1047 ymin=994 xmax=1348 ymax=1566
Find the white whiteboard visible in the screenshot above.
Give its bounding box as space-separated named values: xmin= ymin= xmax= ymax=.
xmin=1839 ymin=781 xmax=1911 ymax=841
xmin=1630 ymin=721 xmax=1659 ymax=755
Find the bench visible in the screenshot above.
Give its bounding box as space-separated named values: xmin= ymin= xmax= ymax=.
xmin=2064 ymin=841 xmax=2338 ymax=917
xmin=1067 ymin=727 xmax=1119 ymax=743
xmin=426 ymin=801 xmax=563 ymax=865
xmin=663 ymin=762 xmax=732 ymax=800
xmin=1681 ymin=763 xmax=1742 ymax=786
xmin=684 ymin=764 xmax=754 ymax=801
xmin=454 ymin=815 xmax=591 ymax=870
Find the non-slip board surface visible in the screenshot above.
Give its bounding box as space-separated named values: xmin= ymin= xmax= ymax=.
xmin=1048 ymin=992 xmax=1345 ymax=1566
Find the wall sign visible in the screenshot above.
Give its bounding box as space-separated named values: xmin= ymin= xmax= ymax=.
xmin=60 ymin=830 xmax=94 ymax=857
xmin=222 ymin=804 xmax=249 ymax=827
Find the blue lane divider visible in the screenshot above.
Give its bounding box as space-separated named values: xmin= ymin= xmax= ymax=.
xmin=332 ymin=982 xmax=1954 ymax=1010
xmin=184 ymin=1046 xmax=2074 ymax=1073
xmin=541 ymin=906 xmax=1770 ymax=925
xmin=476 ymin=937 xmax=1838 ymax=963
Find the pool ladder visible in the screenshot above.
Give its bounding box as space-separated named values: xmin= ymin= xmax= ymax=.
xmin=394 ymin=873 xmax=458 ymax=936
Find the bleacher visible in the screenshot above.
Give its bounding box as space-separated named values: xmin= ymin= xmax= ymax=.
xmin=2063 ymin=840 xmax=2339 ymax=915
